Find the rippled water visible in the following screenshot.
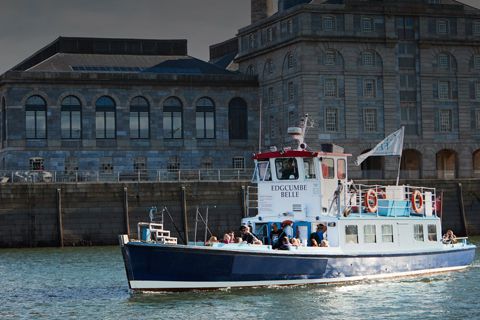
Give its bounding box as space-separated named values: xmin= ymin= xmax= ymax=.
xmin=0 ymin=238 xmax=479 ymax=320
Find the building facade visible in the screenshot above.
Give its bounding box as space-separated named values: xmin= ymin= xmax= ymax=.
xmin=236 ymin=0 xmax=480 ymax=179
xmin=0 ymin=38 xmax=258 ymax=178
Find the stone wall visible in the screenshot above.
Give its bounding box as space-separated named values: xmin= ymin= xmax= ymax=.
xmin=0 ymin=179 xmax=478 ymax=248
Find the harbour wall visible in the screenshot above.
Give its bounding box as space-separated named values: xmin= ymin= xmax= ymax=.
xmin=0 ymin=179 xmax=479 ymax=248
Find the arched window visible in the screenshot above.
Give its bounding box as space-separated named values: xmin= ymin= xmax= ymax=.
xmin=61 ymin=95 xmax=81 ymax=139
xmin=229 ymin=98 xmax=248 ymax=140
xmin=436 ymin=149 xmax=457 ymax=179
xmin=360 ymin=149 xmax=384 ymax=179
xmin=400 ymin=149 xmax=422 ymax=179
xmin=163 ymin=97 xmax=183 ymax=139
xmin=25 ymin=95 xmax=46 ymax=139
xmin=130 ymin=96 xmax=149 ymax=139
xmin=196 ymin=97 xmax=215 ymax=139
xmin=95 ymin=96 xmax=116 ymax=139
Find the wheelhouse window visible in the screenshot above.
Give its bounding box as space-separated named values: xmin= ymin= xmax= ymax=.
xmin=25 ymin=95 xmax=47 ymax=139
xmin=130 ymin=96 xmax=149 ymax=139
xmin=228 ymin=98 xmax=248 ymax=140
xmin=337 ymin=159 xmax=346 ymax=179
xmin=276 ymin=158 xmax=298 ymax=180
xmin=381 ymin=224 xmax=394 ymax=243
xmin=414 ymin=224 xmax=424 ymax=241
xmin=163 ymin=97 xmax=183 ymax=139
xmin=256 ymin=160 xmax=272 ymax=181
xmin=196 ymin=97 xmax=215 ymax=139
xmin=345 ymin=225 xmax=358 ymax=244
xmin=364 ymin=225 xmax=376 ymax=243
xmin=61 ymin=96 xmax=81 ymax=139
xmin=303 ymin=158 xmax=316 ymax=179
xmin=428 ymin=224 xmax=437 ymax=241
xmin=95 ymin=96 xmax=116 ymax=139
xmin=322 ymin=158 xmax=334 ymax=179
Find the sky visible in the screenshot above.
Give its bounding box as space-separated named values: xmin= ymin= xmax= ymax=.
xmin=0 ymin=0 xmax=479 ymax=74
xmin=0 ymin=0 xmax=250 ymax=74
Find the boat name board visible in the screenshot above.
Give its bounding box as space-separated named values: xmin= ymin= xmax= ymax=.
xmin=271 ymin=184 xmax=307 ymax=198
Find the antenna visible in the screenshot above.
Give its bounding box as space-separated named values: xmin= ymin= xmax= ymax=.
xmin=287 ymin=114 xmax=312 ymax=151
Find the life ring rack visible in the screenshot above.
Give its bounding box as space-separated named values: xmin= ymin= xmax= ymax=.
xmin=364 ymin=189 xmax=378 ymax=213
xmin=411 ymin=190 xmax=424 ymax=213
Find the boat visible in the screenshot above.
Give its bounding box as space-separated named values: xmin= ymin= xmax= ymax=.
xmin=118 ymin=115 xmax=476 ymax=291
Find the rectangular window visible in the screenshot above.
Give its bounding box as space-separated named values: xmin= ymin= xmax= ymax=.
xmin=267 ymin=27 xmax=273 ymax=42
xmin=476 ymin=110 xmax=480 ymax=130
xmin=362 ymin=17 xmax=373 ymax=32
xmin=133 ymin=157 xmax=146 ymax=172
xmin=364 ymin=225 xmax=376 ymax=243
xmin=233 ymin=157 xmax=245 ymax=170
xmin=321 ymin=158 xmax=334 ymax=179
xmin=428 ymin=224 xmax=438 ymax=241
xmin=325 ymin=108 xmax=338 ymax=132
xmin=287 ymin=19 xmax=293 ymax=34
xmin=256 ymin=160 xmax=271 ymax=181
xmin=26 ymin=110 xmax=46 ymax=139
xmin=438 ymin=81 xmax=451 ymax=100
xmin=363 ymin=109 xmax=377 ymax=132
xmin=400 ymin=74 xmax=416 ymax=89
xmin=323 ymin=16 xmax=336 ymax=31
xmin=474 ymin=55 xmax=480 ymax=70
xmin=324 ymin=79 xmax=338 ymax=97
xmin=381 ymin=224 xmax=394 ymax=243
xmin=475 ymin=82 xmax=480 ymax=100
xmin=268 ymin=87 xmax=274 ymax=106
xmin=130 ymin=111 xmax=149 ymax=139
xmin=345 ymin=225 xmax=358 ymax=244
xmin=438 ymin=54 xmax=450 ymax=70
xmin=437 ymin=20 xmax=449 ymax=34
xmin=439 ymin=109 xmax=452 ymax=132
xmin=362 ymin=52 xmax=374 ymax=66
xmin=249 ymin=33 xmax=256 ymax=48
xmin=414 ymin=224 xmax=424 ymax=241
xmin=401 ymin=104 xmax=417 ymax=135
xmin=61 ymin=110 xmax=81 ymax=139
xmin=276 ymin=158 xmax=298 ymax=180
xmin=96 ymin=111 xmax=115 ymax=139
xmin=303 ymin=158 xmax=316 ymax=179
xmin=363 ymin=79 xmax=376 ymax=98
xmin=474 ymin=20 xmax=480 ymax=35
xmin=100 ymin=157 xmax=113 ymax=174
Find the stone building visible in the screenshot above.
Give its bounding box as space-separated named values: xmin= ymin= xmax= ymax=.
xmin=236 ymin=0 xmax=480 ymax=179
xmin=1 ymin=0 xmax=480 ymax=181
xmin=0 ymin=37 xmax=258 ymax=177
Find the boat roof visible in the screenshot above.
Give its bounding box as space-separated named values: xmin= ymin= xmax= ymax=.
xmin=253 ymin=150 xmax=352 ymax=160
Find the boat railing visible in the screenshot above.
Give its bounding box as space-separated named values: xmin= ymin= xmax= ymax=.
xmin=347 ymin=183 xmax=438 ymax=218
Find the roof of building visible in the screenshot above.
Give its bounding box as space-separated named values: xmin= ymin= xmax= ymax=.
xmin=142 ymin=57 xmax=236 ymax=75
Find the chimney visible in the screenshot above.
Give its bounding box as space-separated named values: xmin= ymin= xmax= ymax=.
xmin=251 ymin=0 xmax=277 ymax=23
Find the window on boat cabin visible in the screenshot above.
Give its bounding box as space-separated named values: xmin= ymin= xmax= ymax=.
xmin=276 ymin=158 xmax=299 ymax=180
xmin=427 ymin=224 xmax=438 ymax=241
xmin=381 ymin=224 xmax=394 ymax=243
xmin=414 ymin=224 xmax=424 ymax=241
xmin=364 ymin=225 xmax=376 ymax=243
xmin=345 ymin=225 xmax=358 ymax=244
xmin=337 ymin=159 xmax=346 ymax=179
xmin=321 ymin=158 xmax=334 ymax=179
xmin=257 ymin=160 xmax=272 ymax=181
xmin=303 ymin=158 xmax=316 ymax=179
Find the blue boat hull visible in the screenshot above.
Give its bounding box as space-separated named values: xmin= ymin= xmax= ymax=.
xmin=121 ymin=242 xmax=476 ymax=291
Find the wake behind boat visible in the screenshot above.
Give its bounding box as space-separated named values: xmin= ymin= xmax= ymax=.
xmin=119 ymin=115 xmax=476 ymax=291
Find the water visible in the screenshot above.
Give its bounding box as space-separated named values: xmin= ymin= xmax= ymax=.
xmin=1 ymin=239 xmax=479 ymax=320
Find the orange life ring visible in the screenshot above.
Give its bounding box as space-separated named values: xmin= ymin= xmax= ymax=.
xmin=365 ymin=189 xmax=378 ymax=213
xmin=411 ymin=190 xmax=423 ymax=213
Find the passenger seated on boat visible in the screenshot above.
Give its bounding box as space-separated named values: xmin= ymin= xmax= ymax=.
xmin=309 ymin=224 xmax=326 ymax=246
xmin=442 ymin=229 xmax=457 ymax=244
xmin=311 ymin=238 xmax=318 ymax=247
xmin=206 ymin=236 xmax=219 ymax=246
xmin=222 ymin=233 xmax=231 ymax=244
xmin=228 ymin=231 xmax=236 ymax=243
xmin=270 ymin=223 xmax=283 ymax=248
xmin=235 ymin=237 xmax=243 ymax=243
xmin=320 ymin=240 xmax=329 ymax=247
xmin=278 ymin=236 xmax=292 ymax=250
xmin=290 ymin=237 xmax=301 ymax=247
xmin=240 ymin=225 xmax=263 ymax=245
xmin=282 ymin=220 xmax=294 ymax=239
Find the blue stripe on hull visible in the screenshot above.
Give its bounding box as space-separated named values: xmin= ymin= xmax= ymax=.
xmin=122 ymin=243 xmax=475 ymax=286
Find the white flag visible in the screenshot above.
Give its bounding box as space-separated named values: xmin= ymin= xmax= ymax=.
xmin=355 ymin=127 xmax=405 ymax=166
